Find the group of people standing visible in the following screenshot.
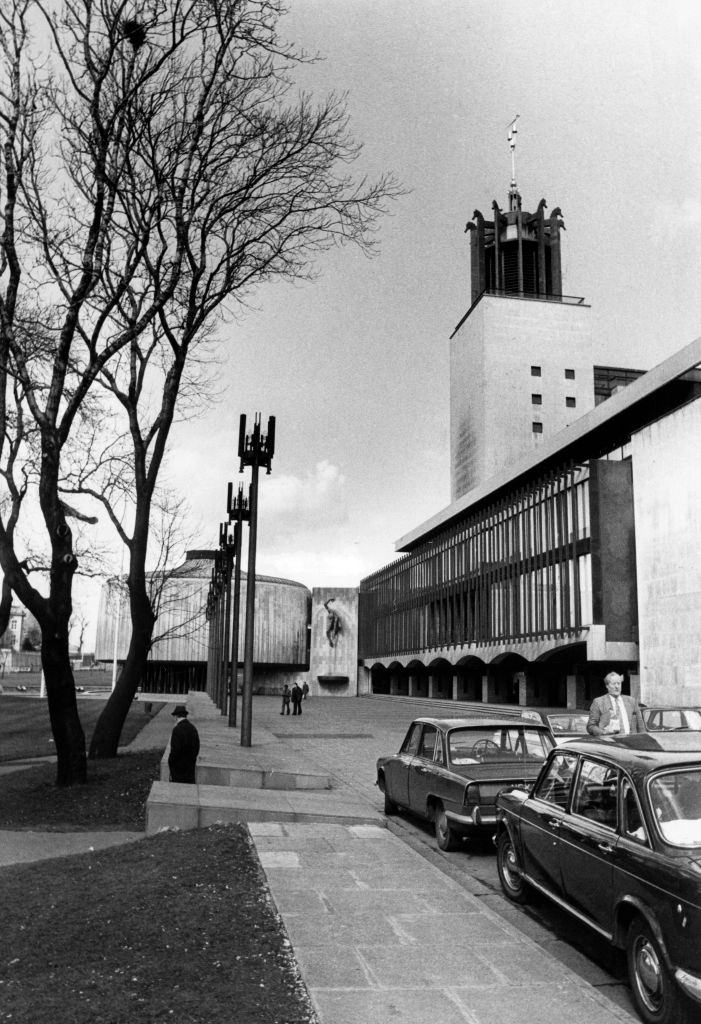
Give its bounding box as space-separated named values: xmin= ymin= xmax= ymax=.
xmin=280 ymin=681 xmax=309 ymax=715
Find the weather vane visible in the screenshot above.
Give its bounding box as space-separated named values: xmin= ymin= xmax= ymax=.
xmin=507 ymin=115 xmax=520 ymax=192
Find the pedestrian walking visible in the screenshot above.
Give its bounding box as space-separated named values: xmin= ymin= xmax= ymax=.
xmin=302 ymin=681 xmax=309 ymax=700
xmin=291 ymin=682 xmax=303 ymax=715
xmin=280 ymin=684 xmax=291 ymax=715
xmin=168 ymin=705 xmax=200 ymax=783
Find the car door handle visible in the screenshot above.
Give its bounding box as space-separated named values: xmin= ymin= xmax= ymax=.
xmin=547 ymin=819 xmax=561 ymax=829
xmin=598 ymin=842 xmax=614 ymax=854
xmin=415 ymin=766 xmax=428 ymax=774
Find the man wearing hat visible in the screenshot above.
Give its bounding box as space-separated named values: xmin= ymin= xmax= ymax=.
xmin=168 ymin=705 xmax=200 ymax=784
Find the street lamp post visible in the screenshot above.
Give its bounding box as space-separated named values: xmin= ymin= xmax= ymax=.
xmin=205 ymin=580 xmax=216 ymax=701
xmin=218 ymin=522 xmax=235 ymax=719
xmin=238 ymin=413 xmax=275 ymax=747
xmin=226 ymin=482 xmax=249 ymax=728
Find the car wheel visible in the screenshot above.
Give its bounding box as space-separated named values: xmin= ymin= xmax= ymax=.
xmin=383 ymin=791 xmax=398 ymax=815
xmin=627 ymin=917 xmax=692 ymax=1024
xmin=496 ymin=830 xmax=528 ymax=904
xmin=434 ymin=803 xmax=458 ymax=851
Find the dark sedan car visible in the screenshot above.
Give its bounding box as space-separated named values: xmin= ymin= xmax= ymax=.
xmin=376 ymin=717 xmax=554 ymax=851
xmin=495 ymin=733 xmax=701 ymax=1024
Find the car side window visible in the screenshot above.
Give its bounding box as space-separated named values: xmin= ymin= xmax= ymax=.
xmin=621 ymin=777 xmax=648 ymax=845
xmin=534 ymin=753 xmax=576 ymax=808
xmin=418 ymin=725 xmax=438 ymax=760
xmin=572 ymin=759 xmax=618 ymax=829
xmin=433 ymin=733 xmax=446 ymax=766
xmin=402 ymin=723 xmax=422 ymax=756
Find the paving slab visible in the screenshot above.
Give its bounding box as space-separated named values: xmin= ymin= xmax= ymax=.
xmin=249 ymin=819 xmax=638 ymax=1024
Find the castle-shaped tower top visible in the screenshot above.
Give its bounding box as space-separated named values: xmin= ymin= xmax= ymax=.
xmin=466 ymin=120 xmax=565 ymax=304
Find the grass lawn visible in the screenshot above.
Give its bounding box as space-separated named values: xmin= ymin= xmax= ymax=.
xmin=0 ymin=694 xmax=164 ymax=762
xmin=0 ymin=825 xmax=316 ymax=1023
xmin=0 ymin=696 xmax=317 ymax=1023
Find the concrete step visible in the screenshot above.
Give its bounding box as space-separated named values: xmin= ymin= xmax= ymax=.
xmin=145 ymin=781 xmax=383 ymax=835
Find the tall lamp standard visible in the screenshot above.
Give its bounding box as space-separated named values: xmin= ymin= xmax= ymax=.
xmin=218 ymin=522 xmax=235 ymax=719
xmin=226 ymin=482 xmax=249 ymax=728
xmin=209 ymin=559 xmax=222 ymax=710
xmin=238 ymin=412 xmax=275 ymax=747
xmin=205 ymin=580 xmax=217 ymax=702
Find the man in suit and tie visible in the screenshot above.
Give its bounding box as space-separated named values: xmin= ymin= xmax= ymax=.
xmin=587 ymin=671 xmax=643 ymax=736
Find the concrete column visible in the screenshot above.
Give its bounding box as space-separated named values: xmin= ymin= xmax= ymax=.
xmin=408 ymin=674 xmax=415 ymax=698
xmin=427 ymin=675 xmax=434 ymax=699
xmin=357 ymin=665 xmax=372 ymax=696
xmin=518 ymin=672 xmax=528 ymax=707
xmin=481 ymin=674 xmax=489 ymax=703
xmin=452 ymin=674 xmax=458 ymax=701
xmin=628 ymin=672 xmax=641 ymax=704
xmin=566 ymin=674 xmax=578 ymax=709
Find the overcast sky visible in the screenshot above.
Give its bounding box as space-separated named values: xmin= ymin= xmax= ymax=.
xmin=74 ymin=0 xmax=701 ymax=636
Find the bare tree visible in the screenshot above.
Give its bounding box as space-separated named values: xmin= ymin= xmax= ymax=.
xmin=0 ymin=0 xmax=400 ymax=781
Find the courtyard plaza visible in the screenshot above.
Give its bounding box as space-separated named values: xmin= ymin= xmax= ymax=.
xmin=1 ymin=692 xmax=638 ymax=1024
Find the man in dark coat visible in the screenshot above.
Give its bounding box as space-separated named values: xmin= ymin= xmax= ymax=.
xmin=291 ymin=683 xmax=303 ymax=716
xmin=168 ymin=705 xmax=200 ymax=783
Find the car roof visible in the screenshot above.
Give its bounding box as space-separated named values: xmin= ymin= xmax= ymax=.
xmin=410 ymin=717 xmax=551 ymax=730
xmin=641 ymin=705 xmax=701 ymax=711
xmin=554 ymin=732 xmax=701 ymax=772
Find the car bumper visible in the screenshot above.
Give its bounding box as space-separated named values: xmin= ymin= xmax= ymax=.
xmin=446 ymin=807 xmax=497 ymax=830
xmin=675 ymin=967 xmax=701 ymax=1004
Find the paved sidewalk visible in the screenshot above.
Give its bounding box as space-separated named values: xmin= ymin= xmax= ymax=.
xmin=253 ymin=820 xmax=634 ymax=1024
xmin=174 ymin=694 xmax=637 ymax=1023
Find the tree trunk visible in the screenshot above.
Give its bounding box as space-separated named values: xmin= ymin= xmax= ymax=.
xmin=89 ymin=588 xmax=155 ymax=759
xmin=42 ymin=632 xmax=87 ymax=785
xmin=0 ymin=575 xmax=13 ymax=640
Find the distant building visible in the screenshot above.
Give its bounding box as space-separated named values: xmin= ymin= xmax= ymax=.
xmin=94 ymin=550 xmax=312 ymax=695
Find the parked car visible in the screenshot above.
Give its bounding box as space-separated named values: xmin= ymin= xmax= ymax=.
xmin=495 ymin=733 xmax=701 ymax=1024
xmin=521 ymin=707 xmax=590 ymax=739
xmin=376 ymin=717 xmax=554 ymax=851
xmin=641 ymin=706 xmax=701 ymax=733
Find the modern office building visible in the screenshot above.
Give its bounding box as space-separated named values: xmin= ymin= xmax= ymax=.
xmin=358 ymin=179 xmax=701 ymax=709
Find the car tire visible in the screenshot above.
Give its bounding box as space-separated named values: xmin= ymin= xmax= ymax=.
xmin=496 ymin=830 xmax=528 ymax=904
xmin=627 ymin=917 xmax=692 ymax=1024
xmin=383 ymin=790 xmax=398 ymax=815
xmin=434 ymin=803 xmax=458 ymax=851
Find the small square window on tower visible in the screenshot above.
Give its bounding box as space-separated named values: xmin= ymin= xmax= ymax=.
xmin=531 ymin=365 xmax=541 ymax=377
xmin=532 ymin=422 xmax=543 ymax=434
xmin=566 ymin=396 xmax=576 ymax=408
xmin=531 ymin=394 xmax=542 ymax=405
xmin=565 ymin=368 xmax=575 ymax=379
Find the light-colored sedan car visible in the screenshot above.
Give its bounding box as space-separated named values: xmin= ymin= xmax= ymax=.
xmin=642 ymin=706 xmax=701 ymax=732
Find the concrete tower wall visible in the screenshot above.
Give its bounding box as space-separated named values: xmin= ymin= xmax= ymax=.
xmin=633 ymin=397 xmax=701 ymax=704
xmin=450 ymin=295 xmax=594 ymax=499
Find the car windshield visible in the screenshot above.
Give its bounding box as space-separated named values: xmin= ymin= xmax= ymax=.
xmin=649 ymin=769 xmax=701 ymax=847
xmin=546 ymin=713 xmax=589 ymax=734
xmin=449 ymin=726 xmax=553 ymax=765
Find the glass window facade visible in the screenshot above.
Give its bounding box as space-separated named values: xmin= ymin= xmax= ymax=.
xmin=359 ymin=465 xmax=593 ymax=657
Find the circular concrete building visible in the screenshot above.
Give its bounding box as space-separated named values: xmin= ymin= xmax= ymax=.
xmin=94 ymin=550 xmax=311 ymax=694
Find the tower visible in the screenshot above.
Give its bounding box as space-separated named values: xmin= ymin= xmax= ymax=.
xmin=450 ymin=122 xmax=594 ymax=500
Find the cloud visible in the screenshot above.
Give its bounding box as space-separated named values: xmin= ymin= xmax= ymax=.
xmin=259 ymin=460 xmax=348 ymax=537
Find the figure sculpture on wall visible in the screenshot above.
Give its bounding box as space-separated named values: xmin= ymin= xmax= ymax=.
xmin=324 ymin=599 xmax=342 ymax=648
